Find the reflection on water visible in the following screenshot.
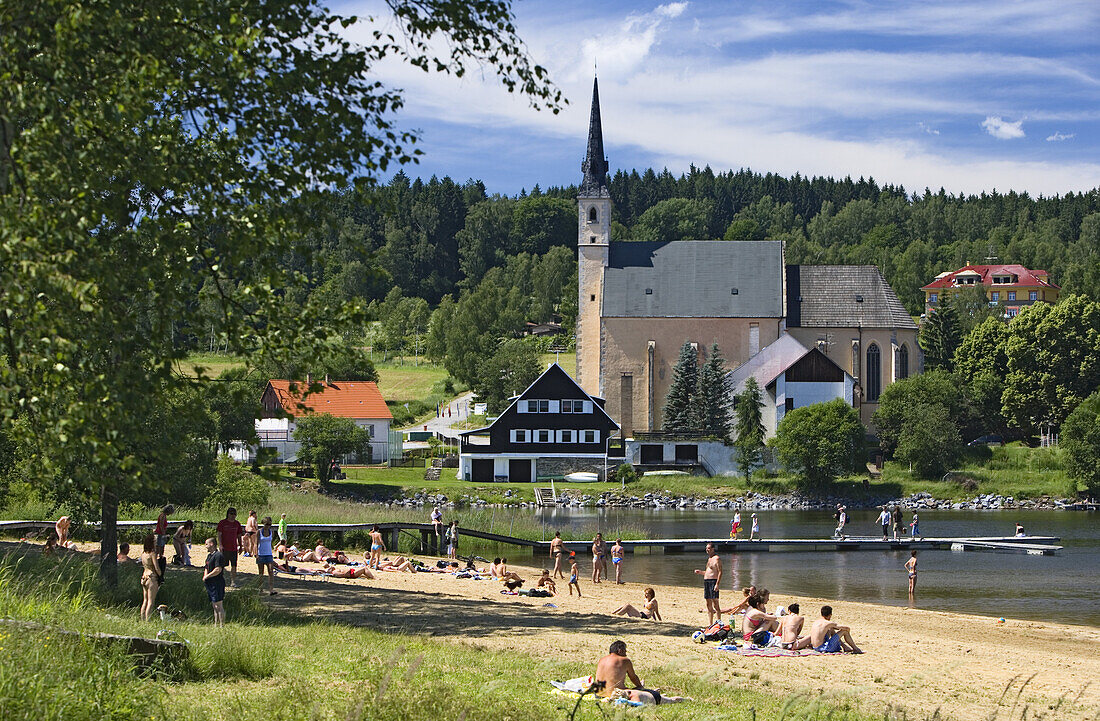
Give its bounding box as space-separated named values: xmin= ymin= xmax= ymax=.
xmin=530 ymin=508 xmax=1100 ymax=626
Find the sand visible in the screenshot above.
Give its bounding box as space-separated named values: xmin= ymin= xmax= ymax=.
xmin=218 ymin=549 xmax=1100 ymax=721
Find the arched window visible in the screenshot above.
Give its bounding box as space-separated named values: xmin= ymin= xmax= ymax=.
xmin=898 ymin=344 xmax=909 ymax=380
xmin=866 ymin=343 xmax=881 ymax=402
xmin=588 ymin=206 xmax=598 ymax=223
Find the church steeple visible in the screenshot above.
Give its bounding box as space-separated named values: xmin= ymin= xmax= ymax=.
xmin=579 ymin=77 xmax=610 ymax=197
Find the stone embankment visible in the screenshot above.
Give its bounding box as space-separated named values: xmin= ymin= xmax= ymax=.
xmin=365 ymin=489 xmax=1079 ymax=511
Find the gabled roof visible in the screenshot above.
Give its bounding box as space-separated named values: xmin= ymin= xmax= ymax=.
xmin=920 ymin=264 xmax=1060 ymax=290
xmin=786 ymin=265 xmax=917 ymax=330
xmin=266 ymin=380 xmax=392 ymax=420
xmin=603 ymin=240 xmax=785 ymax=318
xmin=459 ymin=363 xmax=619 ymax=437
xmin=726 ymin=335 xmax=851 ymax=394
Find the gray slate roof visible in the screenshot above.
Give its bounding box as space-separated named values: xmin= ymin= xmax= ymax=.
xmin=603 ymin=241 xmax=784 ymax=318
xmin=786 ymin=265 xmax=917 ymax=329
xmin=726 ymin=334 xmax=811 ymax=394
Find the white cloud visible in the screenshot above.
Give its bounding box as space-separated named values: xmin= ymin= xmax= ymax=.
xmin=1046 ymin=131 xmax=1075 ymax=141
xmin=918 ymin=122 xmax=940 ymax=135
xmin=981 ymin=116 xmax=1025 ymax=139
xmin=656 ymin=2 xmax=688 ymax=19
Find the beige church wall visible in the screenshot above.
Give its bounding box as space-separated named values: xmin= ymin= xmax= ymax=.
xmin=576 ymin=243 xmax=608 ymax=397
xmin=786 ymin=326 xmax=919 ymax=429
xmin=600 ymin=316 xmax=782 ymax=435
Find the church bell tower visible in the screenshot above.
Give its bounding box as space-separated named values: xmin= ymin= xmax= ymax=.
xmin=576 ymin=77 xmax=611 ymax=396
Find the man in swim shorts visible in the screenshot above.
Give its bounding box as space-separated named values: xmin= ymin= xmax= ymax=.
xmin=594 ymin=640 xmax=684 ymax=706
xmin=693 ymin=542 xmax=722 ymax=626
xmin=809 ymin=605 xmax=862 ymax=654
xmin=778 ymin=602 xmax=812 ymax=650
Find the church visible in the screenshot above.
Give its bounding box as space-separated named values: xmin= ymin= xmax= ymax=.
xmin=574 ymin=79 xmax=919 ymax=434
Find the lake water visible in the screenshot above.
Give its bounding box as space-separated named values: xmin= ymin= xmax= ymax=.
xmin=527 ymin=508 xmax=1100 ymax=627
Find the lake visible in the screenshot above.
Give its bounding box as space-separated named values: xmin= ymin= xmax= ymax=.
xmin=527 ymin=507 xmax=1100 ymax=626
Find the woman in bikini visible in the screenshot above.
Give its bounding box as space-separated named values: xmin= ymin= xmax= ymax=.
xmin=742 ymin=595 xmax=778 ymax=646
xmin=905 ymin=551 xmax=917 ymax=597
xmin=139 ymin=534 xmax=161 ymax=622
xmin=612 ymin=587 xmax=661 ymax=620
xmin=368 ymin=525 xmax=385 ymax=569
xmin=324 ymin=564 xmax=375 ymax=579
xmin=243 ymin=510 xmax=259 ymax=556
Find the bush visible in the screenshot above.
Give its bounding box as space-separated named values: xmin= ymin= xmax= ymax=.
xmin=1062 ymin=390 xmax=1100 ymax=495
xmin=205 ymin=456 xmax=271 ymax=511
xmin=614 ymin=463 xmax=637 ymax=485
xmin=772 ymin=399 xmax=865 ymax=487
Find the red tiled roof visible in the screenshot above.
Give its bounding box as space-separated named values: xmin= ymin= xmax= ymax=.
xmin=921 ymin=264 xmax=1059 ymax=291
xmin=266 ymin=380 xmax=392 ymax=420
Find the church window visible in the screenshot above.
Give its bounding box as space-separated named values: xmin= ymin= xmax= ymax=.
xmin=645 ymin=288 xmax=652 ymax=295
xmin=590 ymin=236 xmax=596 ymax=243
xmin=588 ymin=207 xmax=598 ymax=223
xmin=898 ymin=344 xmax=909 ymax=380
xmin=590 ymin=294 xmax=595 ymax=302
xmin=866 ymin=343 xmax=881 ymax=402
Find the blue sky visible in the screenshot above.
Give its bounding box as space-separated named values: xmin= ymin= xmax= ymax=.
xmin=343 ymin=0 xmax=1100 ymax=196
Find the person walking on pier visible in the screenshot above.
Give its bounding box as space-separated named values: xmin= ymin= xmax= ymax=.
xmin=877 ymin=506 xmax=891 ymax=541
xmin=730 ymin=511 xmax=741 ymax=538
xmin=694 ymin=543 xmax=723 ymax=626
xmin=892 ymin=506 xmax=903 ymax=541
xmin=910 ymin=512 xmax=922 ymax=540
xmin=750 ymin=513 xmax=760 ymax=541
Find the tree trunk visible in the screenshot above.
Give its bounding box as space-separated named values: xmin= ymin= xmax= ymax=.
xmin=99 ymin=482 xmax=119 ymax=587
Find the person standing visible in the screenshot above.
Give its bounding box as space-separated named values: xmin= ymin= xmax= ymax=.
xmin=892 ymin=506 xmax=904 ymax=541
xmin=693 ymin=542 xmax=722 ymax=626
xmin=277 ymin=513 xmax=288 ymax=546
xmin=243 ymin=510 xmax=259 ymax=557
xmin=256 ymin=516 xmax=276 ymax=595
xmin=837 ymin=506 xmax=848 ymax=538
xmin=216 ymin=507 xmax=243 ymax=587
xmin=55 ymin=516 xmax=71 ymax=548
xmin=904 ymin=550 xmax=917 ymax=597
xmin=877 ymin=506 xmax=891 ymax=541
xmin=730 ymin=511 xmax=741 ymax=538
xmin=202 ymin=537 xmax=227 ymax=626
xmin=154 ymin=504 xmax=174 ymax=561
xmin=368 ymin=525 xmax=385 ymax=569
xmin=910 ymin=512 xmax=921 ymax=539
xmin=430 ymin=506 xmax=443 ymax=554
xmin=172 ymin=520 xmax=194 ymax=566
xmin=749 ymin=513 xmax=760 ymax=541
xmin=611 ymin=538 xmax=625 ymax=584
xmin=139 ymin=534 xmax=160 ymax=622
xmin=568 ymin=553 xmax=582 ymax=597
xmin=445 ymin=520 xmax=459 ymax=559
xmin=591 ymin=533 xmax=607 ymax=583
xmin=550 ymin=532 xmax=565 ymax=579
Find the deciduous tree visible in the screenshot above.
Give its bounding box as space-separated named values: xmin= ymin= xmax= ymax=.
xmin=1062 ymin=390 xmax=1100 ymax=496
xmin=772 ymin=400 xmax=864 ymax=487
xmin=294 ymin=414 xmax=371 ymax=486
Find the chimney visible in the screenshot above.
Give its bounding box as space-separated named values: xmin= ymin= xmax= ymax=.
xmin=306 ymin=372 xmax=311 ymax=385
xmin=325 ymin=374 xmax=330 ymax=385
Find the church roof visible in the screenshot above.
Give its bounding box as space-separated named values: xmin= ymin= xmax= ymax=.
xmin=578 ymin=77 xmax=610 ymax=198
xmin=785 ymin=265 xmax=917 ymax=329
xmin=726 ymin=334 xmax=852 ymax=394
xmin=602 ymin=240 xmax=785 ymax=318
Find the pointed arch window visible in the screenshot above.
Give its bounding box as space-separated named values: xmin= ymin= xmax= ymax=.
xmin=588 ymin=206 xmax=598 ymax=223
xmin=898 ymin=344 xmax=909 ymax=380
xmin=866 ymin=343 xmax=882 ymax=402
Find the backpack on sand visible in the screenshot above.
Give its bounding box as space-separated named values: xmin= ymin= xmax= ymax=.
xmin=702 ymin=622 xmax=730 ymax=641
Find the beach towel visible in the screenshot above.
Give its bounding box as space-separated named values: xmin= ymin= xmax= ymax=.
xmin=547 ymin=679 xmax=645 ymax=708
xmin=714 ymin=645 xmax=820 ymax=657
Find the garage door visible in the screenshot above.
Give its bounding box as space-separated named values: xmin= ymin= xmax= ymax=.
xmin=675 ymin=444 xmax=698 ymax=463
xmin=471 ymin=459 xmax=494 ymax=482
xmin=508 ymin=459 xmax=532 ymax=483
xmin=640 ymin=444 xmax=663 ymax=464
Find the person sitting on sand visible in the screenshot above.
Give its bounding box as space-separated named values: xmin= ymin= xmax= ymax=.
xmin=778 ymin=602 xmax=812 ymax=650
xmin=718 ymin=586 xmax=756 ymax=616
xmin=742 ymin=595 xmax=779 ymax=646
xmin=487 ymin=557 xmax=501 ymax=578
xmin=809 ymin=605 xmax=862 ymax=654
xmin=612 ymin=587 xmax=661 ymax=620
xmin=117 ymin=542 xmax=133 ymax=563
xmin=43 ymin=534 xmax=58 ymax=556
xmin=496 ymin=558 xmax=522 ymax=584
xmin=594 ymin=640 xmax=684 ymax=706
xmin=323 ymin=564 xmax=375 ymax=579
xmin=536 ymin=569 xmax=556 ymax=595
xmin=756 ymin=589 xmax=780 ymax=632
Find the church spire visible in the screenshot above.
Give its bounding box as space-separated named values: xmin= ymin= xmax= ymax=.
xmin=579 ymin=77 xmax=610 ymax=197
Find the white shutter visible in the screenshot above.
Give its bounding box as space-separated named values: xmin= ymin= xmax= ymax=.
xmin=510 ymin=429 xmax=518 ymax=442
xmin=582 ymin=400 xmax=593 ymax=414
xmin=517 ymin=401 xmax=528 ymax=413
xmin=554 ymin=430 xmax=563 ymax=443
xmin=549 ymin=400 xmax=560 ymax=413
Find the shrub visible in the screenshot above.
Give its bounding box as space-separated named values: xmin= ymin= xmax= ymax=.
xmin=205 ymin=456 xmax=271 ymax=511
xmin=614 ymin=463 xmax=637 ymax=485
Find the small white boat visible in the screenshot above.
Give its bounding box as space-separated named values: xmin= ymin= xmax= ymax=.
xmin=564 ymin=472 xmax=599 ymax=483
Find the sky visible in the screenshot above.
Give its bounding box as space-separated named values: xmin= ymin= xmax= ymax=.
xmin=340 ymin=0 xmax=1100 ymax=197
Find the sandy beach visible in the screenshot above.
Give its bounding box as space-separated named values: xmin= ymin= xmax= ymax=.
xmin=186 ymin=547 xmax=1100 ymax=721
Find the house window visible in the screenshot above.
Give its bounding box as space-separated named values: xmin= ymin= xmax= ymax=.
xmin=991 ymin=291 xmax=999 ymax=302
xmin=581 ymin=430 xmax=599 ymax=444
xmin=866 ymin=343 xmax=881 ymax=402
xmin=1029 ymin=291 xmax=1037 ymax=301
xmin=535 ymin=429 xmax=551 ymax=443
xmin=512 ymin=429 xmax=529 ymax=443
xmin=559 ymin=430 xmax=575 ymax=443
xmin=1007 ymin=307 xmax=1019 ymax=318
xmin=784 ymin=398 xmax=794 ymax=412
xmin=898 ymin=344 xmax=909 ymax=380
xmin=1008 ymin=291 xmax=1016 ymax=301
xmin=588 ymin=207 xmax=598 ymax=223
xmin=929 ymin=293 xmax=938 ymax=305
xmin=562 ymin=399 xmax=586 ymax=413
xmin=525 ymin=400 xmax=550 ymax=413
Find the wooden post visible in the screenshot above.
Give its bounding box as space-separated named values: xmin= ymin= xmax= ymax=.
xmin=389 ymin=528 xmax=400 ymax=552
xmin=420 ymin=530 xmax=430 ymax=554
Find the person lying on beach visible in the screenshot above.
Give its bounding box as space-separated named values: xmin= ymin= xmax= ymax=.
xmin=778 ymin=603 xmax=812 ymax=650
xmin=612 ymin=587 xmax=661 ymax=620
xmin=594 ymin=640 xmax=684 ymax=706
xmin=378 ymin=556 xmax=417 ymax=573
xmin=809 ymin=605 xmax=863 ymax=654
xmin=536 ymin=569 xmax=556 ymax=595
xmin=742 ymin=595 xmax=779 ymax=646
xmin=323 ymin=564 xmax=375 ymax=579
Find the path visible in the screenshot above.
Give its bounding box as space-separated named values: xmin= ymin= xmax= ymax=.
xmin=400 ymin=391 xmax=475 ymax=441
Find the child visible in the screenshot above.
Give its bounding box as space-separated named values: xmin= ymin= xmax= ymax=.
xmin=568 ymin=554 xmax=581 ymax=597
xmin=537 ymin=569 xmax=556 ymax=595
xmin=730 ymin=511 xmax=741 ymax=538
xmin=910 ymin=512 xmax=921 ymax=539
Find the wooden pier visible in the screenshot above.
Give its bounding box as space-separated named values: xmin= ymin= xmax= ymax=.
xmin=0 ymin=519 xmax=1062 ymax=555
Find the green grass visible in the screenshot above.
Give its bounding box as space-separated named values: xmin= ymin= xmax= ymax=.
xmin=372 ymin=359 xmax=453 ymax=402
xmin=0 ymin=545 xmax=888 ymax=721
xmin=540 ymin=352 xmax=576 ymax=377
xmin=174 ymin=352 xmax=245 ymax=377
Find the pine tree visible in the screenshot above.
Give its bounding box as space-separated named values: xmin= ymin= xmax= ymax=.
xmin=919 ymin=300 xmax=962 ymax=371
xmin=697 ymin=344 xmax=733 ymax=439
xmin=733 ymin=377 xmax=766 ymax=480
xmin=663 ymin=342 xmax=700 ymax=431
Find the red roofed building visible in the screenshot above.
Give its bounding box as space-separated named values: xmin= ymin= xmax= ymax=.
xmin=253 ymin=379 xmax=395 ymax=464
xmin=921 ymin=264 xmax=1060 ymax=317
